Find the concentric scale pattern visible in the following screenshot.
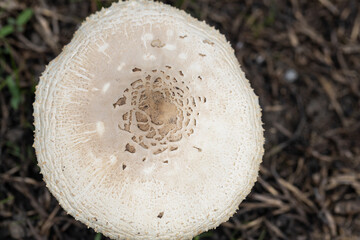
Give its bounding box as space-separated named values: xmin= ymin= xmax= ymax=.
xmin=114 ymin=66 xmax=205 ymax=155
xmin=33 ymin=1 xmax=264 ymax=239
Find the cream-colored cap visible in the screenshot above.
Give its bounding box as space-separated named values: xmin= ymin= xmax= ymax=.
xmin=33 ymin=0 xmax=264 ymax=239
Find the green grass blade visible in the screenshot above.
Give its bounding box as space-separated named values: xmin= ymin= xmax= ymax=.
xmin=94 ymin=233 xmax=102 ymax=240
xmin=6 ymin=75 xmax=21 ymax=110
xmin=0 ymin=25 xmax=14 ymax=38
xmin=16 ymin=8 xmax=33 ymax=26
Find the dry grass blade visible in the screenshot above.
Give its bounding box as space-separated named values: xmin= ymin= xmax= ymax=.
xmin=277 ymin=178 xmax=317 ymax=210
xmin=318 ymin=0 xmax=339 ymax=15
xmin=12 ymin=183 xmax=48 ymax=218
xmin=40 ymin=205 xmax=61 ymax=236
xmin=323 ymin=209 xmax=337 ymax=236
xmin=251 ymin=193 xmax=284 ymax=207
xmin=239 ymin=217 xmax=264 ymax=230
xmin=334 ymin=200 xmax=360 ymax=214
xmin=319 ymin=77 xmax=346 ymax=126
xmin=265 ymin=220 xmax=287 ymax=239
xmin=351 ymin=9 xmax=360 ymax=42
xmin=258 ymin=176 xmax=279 ymax=196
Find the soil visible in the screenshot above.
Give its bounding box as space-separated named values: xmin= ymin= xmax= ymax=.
xmin=0 ymin=0 xmax=359 ymax=239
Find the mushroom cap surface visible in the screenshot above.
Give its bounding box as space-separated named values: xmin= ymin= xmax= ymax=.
xmin=33 ymin=0 xmax=264 ymax=239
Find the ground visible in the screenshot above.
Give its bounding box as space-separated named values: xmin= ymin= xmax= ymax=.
xmin=0 ymin=0 xmax=360 ymax=239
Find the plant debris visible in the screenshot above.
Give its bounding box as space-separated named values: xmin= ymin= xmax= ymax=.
xmin=0 ymin=0 xmax=359 ymax=239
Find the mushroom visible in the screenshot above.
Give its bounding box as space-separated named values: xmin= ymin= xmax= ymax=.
xmin=33 ymin=1 xmax=264 ymax=239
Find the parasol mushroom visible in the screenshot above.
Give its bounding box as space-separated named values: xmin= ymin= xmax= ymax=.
xmin=33 ymin=0 xmax=264 ymax=239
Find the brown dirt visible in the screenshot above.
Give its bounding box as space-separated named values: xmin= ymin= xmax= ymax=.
xmin=1 ymin=0 xmax=359 ymax=239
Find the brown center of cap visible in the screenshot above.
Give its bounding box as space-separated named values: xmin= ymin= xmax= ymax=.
xmin=113 ymin=67 xmax=206 ymax=155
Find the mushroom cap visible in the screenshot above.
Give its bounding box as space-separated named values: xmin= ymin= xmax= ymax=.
xmin=33 ymin=1 xmax=264 ymax=239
